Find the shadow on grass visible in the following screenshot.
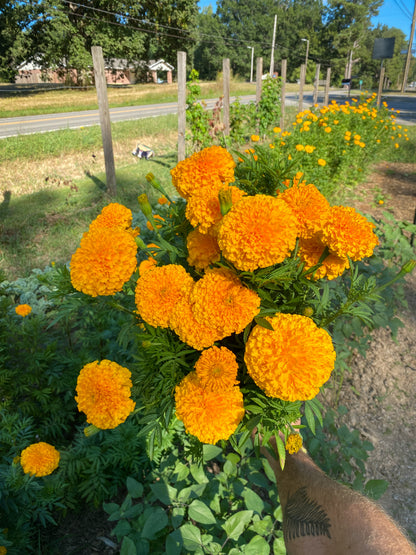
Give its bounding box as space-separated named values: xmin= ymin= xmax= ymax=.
xmin=0 ymin=190 xmax=11 ymax=218
xmin=84 ymin=171 xmax=107 ymax=191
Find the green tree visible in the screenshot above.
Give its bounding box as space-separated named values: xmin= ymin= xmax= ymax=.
xmin=0 ymin=0 xmax=33 ymax=81
xmin=321 ymin=0 xmax=383 ymax=84
xmin=193 ymin=6 xmax=228 ymax=80
xmin=1 ymin=0 xmax=198 ymax=84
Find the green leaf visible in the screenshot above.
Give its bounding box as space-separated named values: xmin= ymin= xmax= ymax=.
xmin=178 ymin=482 xmax=207 ymax=503
xmin=304 ymin=402 xmax=316 ymax=435
xmin=126 ymin=477 xmax=143 ymax=499
xmin=250 ymin=515 xmax=274 ymax=536
xmin=203 ymin=444 xmax=223 ymax=461
xmin=179 ymin=523 xmax=202 ymax=552
xmin=242 ymin=488 xmax=265 ymax=515
xmin=166 ymin=529 xmax=183 ymax=555
xmin=261 ymin=458 xmax=276 ymax=484
xmin=123 ymin=504 xmax=143 ymax=519
xmin=188 ymin=499 xmax=217 ymax=525
xmin=275 ymin=435 xmax=286 ymax=470
xmin=150 ymin=482 xmax=178 ymax=505
xmin=103 ymin=502 xmax=120 ymax=515
xmin=190 ymin=463 xmax=209 ymax=484
xmin=273 ymin=536 xmax=287 ymax=554
xmin=222 ymin=510 xmax=253 ymax=540
xmin=244 ymin=534 xmax=270 ymax=554
xmin=172 ymin=506 xmax=186 ymax=529
xmin=364 ymin=479 xmax=389 ymax=500
xmin=120 ymin=536 xmax=137 ymax=555
xmin=112 ymin=519 xmax=132 ymax=541
xmin=254 ymin=316 xmax=274 ymax=330
xmin=141 ymin=507 xmax=168 ymax=540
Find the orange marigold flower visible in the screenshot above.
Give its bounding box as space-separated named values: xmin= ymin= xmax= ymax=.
xmin=170 ymin=146 xmax=235 ymax=199
xmin=295 ymin=144 xmax=305 ymax=151
xmin=251 ymin=134 xmax=260 ymax=142
xmin=304 ymin=145 xmax=316 ymax=153
xmin=321 ymin=206 xmax=379 ymax=261
xmin=278 ymin=183 xmax=330 ymax=239
xmin=20 ymin=442 xmax=60 ymax=477
xmin=170 ymin=291 xmax=222 ymax=350
xmin=195 ymin=346 xmax=239 ymax=390
xmin=186 ymin=228 xmax=221 ymax=270
xmin=75 ymin=360 xmax=135 ymax=429
xmin=217 ymin=194 xmax=299 ymax=271
xmin=135 ymin=264 xmax=194 ymax=328
xmin=89 ymin=203 xmax=134 ymax=234
xmin=175 ymin=372 xmax=245 ymax=444
xmin=317 ymin=158 xmax=327 ymax=166
xmin=245 ymin=313 xmax=336 ymax=401
xmin=158 ymin=196 xmax=168 ymax=205
xmin=190 ymin=268 xmax=260 ymax=338
xmin=15 ymin=304 xmax=32 ymax=317
xmin=70 ymin=228 xmax=138 ymax=297
xmin=286 ymin=433 xmax=303 ymax=454
xmin=185 ymin=185 xmax=245 ymax=234
xmin=298 ymin=235 xmax=349 ymax=280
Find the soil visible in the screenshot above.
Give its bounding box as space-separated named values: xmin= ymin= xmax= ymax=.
xmin=46 ymin=161 xmax=416 ymax=553
xmin=333 ymin=161 xmax=416 ymax=543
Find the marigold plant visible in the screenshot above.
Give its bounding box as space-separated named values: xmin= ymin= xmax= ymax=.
xmin=70 ymin=228 xmax=138 ymax=297
xmin=20 ymin=442 xmax=60 ymax=477
xmin=15 ymin=304 xmax=32 ymax=317
xmin=75 ymin=360 xmax=135 ymax=429
xmin=244 ymin=313 xmax=336 ymax=402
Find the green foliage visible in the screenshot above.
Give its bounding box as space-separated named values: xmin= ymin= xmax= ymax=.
xmin=104 ymin=426 xmax=284 ymax=554
xmin=186 ymin=69 xmax=212 ymax=152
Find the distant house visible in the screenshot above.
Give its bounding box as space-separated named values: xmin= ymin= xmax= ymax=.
xmin=148 ymin=60 xmax=174 ymax=84
xmin=15 ymin=57 xmax=175 ymax=85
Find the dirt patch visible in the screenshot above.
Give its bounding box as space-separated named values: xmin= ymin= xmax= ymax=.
xmin=335 ymin=161 xmax=416 ymax=542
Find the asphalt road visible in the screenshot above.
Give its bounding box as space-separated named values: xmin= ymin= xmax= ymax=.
xmin=0 ymin=92 xmax=414 ymax=139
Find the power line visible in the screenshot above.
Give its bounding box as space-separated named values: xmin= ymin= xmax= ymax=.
xmin=392 ymin=0 xmax=413 ymax=20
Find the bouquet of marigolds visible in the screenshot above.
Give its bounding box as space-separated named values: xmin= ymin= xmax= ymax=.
xmin=16 ymin=142 xmax=414 ymax=482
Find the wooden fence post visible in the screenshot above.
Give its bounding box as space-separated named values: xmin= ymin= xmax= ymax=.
xmin=223 ymin=58 xmax=230 ymax=135
xmin=91 ymin=45 xmax=116 ymax=196
xmin=298 ymin=64 xmax=306 ymax=112
xmin=324 ymin=67 xmax=331 ymax=106
xmin=177 ymin=51 xmax=186 ymax=161
xmin=312 ymin=63 xmax=321 ymax=105
xmin=280 ymin=59 xmax=287 ymax=130
xmin=256 ymin=57 xmax=263 ymax=105
xmin=377 ymin=65 xmax=385 ymax=108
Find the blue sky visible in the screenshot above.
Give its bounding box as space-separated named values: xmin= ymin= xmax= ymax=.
xmin=197 ymin=0 xmax=415 ymax=40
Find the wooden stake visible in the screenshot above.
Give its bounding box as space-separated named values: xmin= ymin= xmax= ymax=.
xmin=177 ymin=51 xmax=186 ymax=161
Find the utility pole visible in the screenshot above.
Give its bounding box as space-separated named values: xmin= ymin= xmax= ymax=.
xmin=401 ymin=0 xmax=416 ymax=92
xmin=247 ymin=46 xmax=254 ymax=82
xmin=270 ymin=14 xmax=277 ymax=76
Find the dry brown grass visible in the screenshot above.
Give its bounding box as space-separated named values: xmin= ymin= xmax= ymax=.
xmin=0 ymin=130 xmax=177 ymax=197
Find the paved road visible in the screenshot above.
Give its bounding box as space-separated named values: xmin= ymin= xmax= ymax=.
xmin=0 ymin=92 xmax=414 ymax=139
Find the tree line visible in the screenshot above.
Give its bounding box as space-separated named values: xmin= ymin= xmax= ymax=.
xmin=0 ymin=0 xmax=414 ymax=89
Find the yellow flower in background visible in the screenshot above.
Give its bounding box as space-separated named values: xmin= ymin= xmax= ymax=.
xmin=174 ymin=372 xmax=245 ymax=444
xmin=321 ymin=206 xmax=379 ymax=261
xmin=251 ymin=134 xmax=260 ymax=142
xmin=135 ymin=264 xmax=194 ymax=328
xmin=324 ymin=126 xmax=332 ymax=133
xmin=273 ymin=126 xmax=281 ymax=133
xmin=146 ymin=214 xmax=164 ymax=231
xmin=286 ymin=433 xmax=303 ymax=454
xmin=218 ymin=194 xmax=299 ymax=271
xmin=70 ymin=228 xmax=138 ymax=297
xmin=304 ymin=145 xmax=316 ymax=153
xmin=185 ymin=185 xmax=245 ymax=234
xmin=20 ymin=442 xmax=60 ymax=477
xmin=244 ymin=313 xmax=336 ymax=402
xmin=75 ymin=360 xmax=135 ymax=429
xmin=158 ymin=196 xmax=169 ymax=205
xmin=298 ymin=235 xmax=349 ymax=280
xmin=195 ymin=346 xmax=239 ymax=390
xmin=186 ymin=228 xmax=221 ymax=271
xmin=15 ymin=304 xmax=32 ymax=317
xmin=170 ymin=146 xmax=235 ymax=200
xmin=317 ymin=158 xmax=326 ymax=166
xmin=295 ymin=144 xmax=305 ymax=151
xmin=190 ymin=268 xmax=261 ymax=338
xmin=278 ymin=182 xmax=330 ymax=239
